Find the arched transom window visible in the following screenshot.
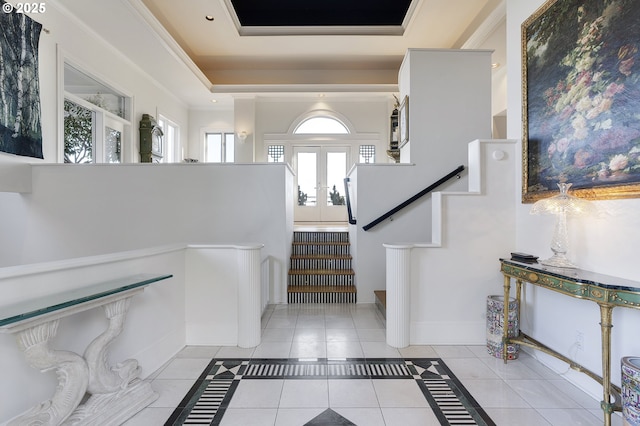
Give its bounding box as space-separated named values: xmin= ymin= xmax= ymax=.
xmin=294 ymin=116 xmax=350 ymax=134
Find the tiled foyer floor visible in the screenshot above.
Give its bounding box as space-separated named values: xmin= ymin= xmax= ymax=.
xmin=124 ymin=304 xmax=622 ymax=426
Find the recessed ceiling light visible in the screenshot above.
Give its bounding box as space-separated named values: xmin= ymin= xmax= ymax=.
xmin=210 ymin=99 xmax=218 ymax=103
xmin=205 ymin=15 xmax=214 ymax=22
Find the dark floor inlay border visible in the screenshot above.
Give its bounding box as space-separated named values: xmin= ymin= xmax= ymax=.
xmin=164 ymin=358 xmax=496 ymax=426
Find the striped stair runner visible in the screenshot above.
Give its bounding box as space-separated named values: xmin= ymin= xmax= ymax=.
xmin=288 ymin=231 xmax=356 ymax=303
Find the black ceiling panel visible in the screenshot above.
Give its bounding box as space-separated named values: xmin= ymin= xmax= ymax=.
xmin=230 ymin=0 xmax=413 ymax=27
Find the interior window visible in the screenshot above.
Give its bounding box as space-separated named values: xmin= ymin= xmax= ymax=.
xmin=359 ymin=145 xmax=376 ymax=163
xmin=63 ymin=62 xmax=131 ymax=163
xmin=158 ymin=115 xmax=180 ymax=163
xmin=294 ymin=116 xmax=349 ymax=134
xmin=267 ymin=145 xmax=285 ymax=162
xmin=205 ymin=132 xmax=234 ymax=163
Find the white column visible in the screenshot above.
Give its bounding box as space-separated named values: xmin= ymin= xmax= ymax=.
xmin=237 ymin=244 xmax=263 ymax=348
xmin=384 ymin=244 xmax=413 ymax=348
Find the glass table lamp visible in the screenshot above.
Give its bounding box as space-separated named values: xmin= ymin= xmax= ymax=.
xmin=530 ymin=183 xmax=594 ymax=268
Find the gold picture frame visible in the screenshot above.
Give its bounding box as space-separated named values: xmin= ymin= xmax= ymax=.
xmin=398 ymin=95 xmax=409 ymax=149
xmin=521 ymin=0 xmax=640 ymax=202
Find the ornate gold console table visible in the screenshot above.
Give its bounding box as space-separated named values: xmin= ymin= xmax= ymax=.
xmin=500 ymin=259 xmax=640 ymax=426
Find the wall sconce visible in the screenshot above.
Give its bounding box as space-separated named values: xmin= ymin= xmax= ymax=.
xmin=237 ymin=131 xmax=248 ymax=143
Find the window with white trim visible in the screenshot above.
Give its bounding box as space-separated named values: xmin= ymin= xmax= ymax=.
xmin=205 ymin=132 xmax=234 ymax=163
xmin=63 ymin=62 xmax=131 ymax=163
xmin=359 ymin=144 xmax=376 ymax=163
xmin=267 ymin=145 xmax=285 ymax=163
xmin=158 ymin=115 xmax=180 ymax=163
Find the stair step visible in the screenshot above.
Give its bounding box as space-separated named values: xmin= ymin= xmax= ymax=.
xmin=291 ymin=243 xmax=351 ymax=256
xmin=290 ymin=254 xmax=352 ymax=259
xmin=292 ymin=242 xmax=350 ymax=246
xmin=288 ymin=285 xmax=357 ymax=303
xmin=374 ymin=290 xmax=386 ymax=319
xmin=288 ymin=269 xmax=354 ymax=275
xmin=290 ymin=257 xmax=352 ymax=271
xmin=288 ymin=230 xmax=356 ymax=303
xmin=288 ymin=285 xmax=357 ymax=294
xmin=293 ymin=231 xmax=349 ymax=243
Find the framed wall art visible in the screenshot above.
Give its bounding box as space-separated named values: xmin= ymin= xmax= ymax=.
xmin=0 ymin=1 xmax=43 ymax=159
xmin=522 ymin=0 xmax=640 ymax=202
xmin=398 ymin=95 xmax=409 ymax=148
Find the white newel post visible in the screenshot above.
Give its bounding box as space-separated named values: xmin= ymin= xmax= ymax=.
xmin=237 ymin=244 xmax=263 ymax=348
xmin=384 ymin=244 xmax=412 ymax=348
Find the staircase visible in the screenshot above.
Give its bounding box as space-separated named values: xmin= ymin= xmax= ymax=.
xmin=287 ymin=231 xmax=357 ymax=303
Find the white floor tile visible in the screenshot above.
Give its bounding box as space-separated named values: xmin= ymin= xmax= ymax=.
xmin=325 ymin=328 xmax=359 ymax=342
xmin=537 ymin=408 xmax=603 ymax=426
xmin=292 ymin=328 xmax=326 ymax=342
xmin=432 ymin=345 xmax=477 ymax=358
xmin=121 ymin=407 xmax=173 ymax=426
xmin=154 ymin=358 xmax=211 ymax=380
xmin=442 ymin=357 xmax=503 ymax=380
xmin=462 ymin=379 xmax=531 ymax=408
xmin=547 ymin=378 xmax=601 ymax=410
xmin=279 ymin=380 xmax=329 ymax=408
xmin=328 ymin=379 xmax=379 ymax=407
xmin=398 ymin=345 xmax=438 ymax=358
xmin=228 ymin=379 xmax=284 ymax=408
xmin=252 ymin=341 xmax=292 ymax=358
xmin=467 ymin=344 xmax=495 ymax=358
xmin=480 ymin=356 xmax=545 ymax=380
xmin=380 ymin=407 xmax=442 ymax=426
xmin=356 ymin=328 xmax=386 ymax=342
xmin=326 ymin=341 xmax=364 ymax=358
xmin=295 ymin=317 xmax=326 ymax=329
xmin=175 ymin=345 xmax=221 ymax=359
xmin=361 ymin=341 xmax=401 ymax=358
xmin=220 ymin=408 xmax=278 ymax=426
xmin=324 ymin=317 xmax=355 ymax=328
xmin=261 ymin=328 xmax=295 ymax=342
xmin=372 ymin=379 xmax=429 ymax=408
xmin=333 ymin=407 xmax=386 ymax=426
xmin=149 ymin=379 xmax=197 ymax=408
xmin=274 ymin=408 xmax=326 ymax=426
xmin=215 ymin=346 xmax=255 ymax=358
xmin=506 ymin=379 xmax=584 ymax=409
xmin=290 ymin=341 xmax=327 ymax=358
xmin=484 ymin=408 xmax=552 ymax=425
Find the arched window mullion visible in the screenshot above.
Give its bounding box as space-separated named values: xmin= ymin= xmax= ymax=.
xmin=294 ymin=116 xmax=349 ymax=135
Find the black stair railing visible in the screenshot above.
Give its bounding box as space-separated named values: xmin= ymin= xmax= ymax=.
xmin=343 ymin=177 xmax=356 ymax=225
xmin=362 ymin=165 xmax=465 ymax=231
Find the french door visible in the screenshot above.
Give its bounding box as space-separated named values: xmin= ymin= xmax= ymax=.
xmin=293 ymin=146 xmax=350 ymax=222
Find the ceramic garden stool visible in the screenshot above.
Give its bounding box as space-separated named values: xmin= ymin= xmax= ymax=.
xmin=623 ymin=357 xmax=640 ymax=426
xmin=486 ymin=295 xmax=519 ymax=359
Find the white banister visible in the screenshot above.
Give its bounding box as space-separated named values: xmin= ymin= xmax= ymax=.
xmin=384 ymin=244 xmax=412 ymax=348
xmin=237 ymin=244 xmax=263 ymax=348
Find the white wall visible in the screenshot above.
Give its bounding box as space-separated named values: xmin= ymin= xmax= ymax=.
xmin=0 ymin=163 xmax=294 ymax=303
xmin=187 ymin=107 xmax=234 ymax=162
xmin=507 ymin=0 xmax=640 ymax=395
xmin=351 ymin=49 xmax=493 ymax=303
xmin=408 ymin=140 xmax=516 ymax=344
xmin=255 ymin=98 xmax=390 ymax=163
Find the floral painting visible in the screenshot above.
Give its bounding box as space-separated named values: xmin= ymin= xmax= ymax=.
xmin=0 ymin=1 xmax=43 ymax=158
xmin=522 ymin=0 xmax=640 ymax=201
